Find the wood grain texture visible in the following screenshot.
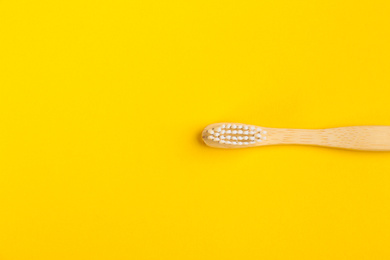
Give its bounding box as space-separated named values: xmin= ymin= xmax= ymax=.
xmin=202 ymin=124 xmax=390 ymax=151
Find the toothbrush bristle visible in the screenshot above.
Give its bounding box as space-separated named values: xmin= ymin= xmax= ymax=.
xmin=203 ymin=123 xmax=267 ymax=148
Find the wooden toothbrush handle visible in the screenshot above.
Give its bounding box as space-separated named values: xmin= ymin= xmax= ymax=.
xmin=266 ymin=126 xmax=390 ymax=151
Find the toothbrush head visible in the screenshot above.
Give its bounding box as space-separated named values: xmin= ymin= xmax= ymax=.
xmin=202 ymin=123 xmax=267 ymax=148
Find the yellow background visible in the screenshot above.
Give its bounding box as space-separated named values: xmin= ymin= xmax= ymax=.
xmin=1 ymin=0 xmax=390 ymax=259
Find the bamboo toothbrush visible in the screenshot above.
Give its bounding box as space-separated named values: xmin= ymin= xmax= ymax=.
xmin=202 ymin=123 xmax=390 ymax=151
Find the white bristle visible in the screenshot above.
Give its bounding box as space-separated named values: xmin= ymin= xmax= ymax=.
xmin=205 ymin=124 xmax=267 ymax=146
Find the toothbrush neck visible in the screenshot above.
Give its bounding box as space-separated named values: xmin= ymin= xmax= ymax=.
xmin=268 ymin=128 xmax=325 ymax=145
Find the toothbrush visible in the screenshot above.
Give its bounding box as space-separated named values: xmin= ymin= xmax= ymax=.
xmin=202 ymin=123 xmax=390 ymax=151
